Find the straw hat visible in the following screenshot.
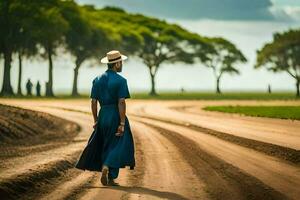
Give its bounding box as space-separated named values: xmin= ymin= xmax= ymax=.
xmin=100 ymin=50 xmax=128 ymax=64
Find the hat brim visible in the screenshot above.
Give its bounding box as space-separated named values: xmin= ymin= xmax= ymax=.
xmin=100 ymin=55 xmax=128 ymax=64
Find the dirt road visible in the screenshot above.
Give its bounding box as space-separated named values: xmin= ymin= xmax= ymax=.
xmin=0 ymin=99 xmax=299 ymax=200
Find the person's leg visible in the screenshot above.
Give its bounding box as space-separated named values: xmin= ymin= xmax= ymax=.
xmin=100 ymin=165 xmax=109 ymax=185
xmin=107 ymin=167 xmax=120 ymax=186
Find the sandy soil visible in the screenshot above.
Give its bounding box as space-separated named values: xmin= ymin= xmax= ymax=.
xmin=127 ymin=100 xmax=300 ymax=150
xmin=0 ymin=104 xmax=79 ymax=159
xmin=0 ymin=99 xmax=299 ymax=200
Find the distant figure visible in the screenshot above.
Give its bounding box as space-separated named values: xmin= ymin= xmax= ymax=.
xmin=26 ymin=79 xmax=33 ymax=96
xmin=181 ymin=87 xmax=185 ymax=93
xmin=36 ymin=81 xmax=41 ymax=97
xmin=268 ymin=84 xmax=272 ymax=94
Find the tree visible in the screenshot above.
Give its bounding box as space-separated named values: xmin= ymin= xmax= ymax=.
xmin=64 ymin=5 xmax=141 ymax=96
xmin=60 ymin=1 xmax=98 ymax=96
xmin=256 ymin=29 xmax=300 ymax=97
xmin=35 ymin=1 xmax=68 ymax=97
xmin=16 ymin=36 xmax=37 ymax=96
xmin=198 ymin=38 xmax=247 ymax=93
xmin=0 ymin=0 xmax=41 ymax=96
xmin=0 ymin=0 xmax=19 ymax=95
xmin=83 ymin=6 xmax=143 ymax=55
xmin=14 ymin=2 xmax=39 ymax=96
xmin=88 ymin=7 xmax=203 ymax=96
xmin=136 ymin=21 xmax=209 ymax=95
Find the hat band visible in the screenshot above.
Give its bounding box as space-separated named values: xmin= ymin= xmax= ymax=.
xmin=108 ymin=56 xmax=121 ymax=62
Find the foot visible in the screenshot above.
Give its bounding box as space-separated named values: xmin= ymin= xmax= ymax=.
xmin=108 ymin=178 xmax=120 ymax=186
xmin=101 ymin=167 xmax=108 ymax=186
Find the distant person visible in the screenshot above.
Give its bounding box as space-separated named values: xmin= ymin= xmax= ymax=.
xmin=26 ymin=79 xmax=33 ymax=96
xmin=181 ymin=87 xmax=185 ymax=93
xmin=268 ymin=84 xmax=272 ymax=94
xmin=36 ymin=81 xmax=41 ymax=97
xmin=75 ymin=50 xmax=135 ymax=186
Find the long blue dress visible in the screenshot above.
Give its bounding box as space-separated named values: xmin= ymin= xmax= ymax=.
xmin=75 ymin=69 xmax=135 ymax=179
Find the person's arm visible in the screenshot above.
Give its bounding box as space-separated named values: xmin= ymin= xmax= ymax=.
xmin=115 ymin=78 xmax=130 ymax=136
xmin=90 ymin=78 xmax=99 ymax=129
xmin=118 ymin=98 xmax=126 ymax=124
xmin=116 ymin=98 xmax=126 ymax=136
xmin=91 ymin=98 xmax=98 ymax=128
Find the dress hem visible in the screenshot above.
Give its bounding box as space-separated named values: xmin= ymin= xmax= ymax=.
xmin=75 ymin=164 xmax=135 ymax=172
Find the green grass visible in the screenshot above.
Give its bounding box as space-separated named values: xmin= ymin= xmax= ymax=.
xmin=131 ymin=92 xmax=299 ymax=100
xmin=203 ymin=105 xmax=300 ymax=120
xmin=0 ymin=92 xmax=299 ymax=100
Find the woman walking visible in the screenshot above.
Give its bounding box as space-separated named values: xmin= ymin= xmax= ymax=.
xmin=75 ymin=50 xmax=135 ymax=186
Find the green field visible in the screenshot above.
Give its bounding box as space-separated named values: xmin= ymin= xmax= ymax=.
xmin=203 ymin=105 xmax=300 ymax=120
xmin=0 ymin=92 xmax=299 ymax=100
xmin=131 ymin=92 xmax=299 ymax=100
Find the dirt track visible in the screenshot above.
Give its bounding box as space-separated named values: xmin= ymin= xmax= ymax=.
xmin=0 ymin=99 xmax=299 ymax=200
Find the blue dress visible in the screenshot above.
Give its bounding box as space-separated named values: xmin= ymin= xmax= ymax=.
xmin=75 ymin=69 xmax=135 ymax=179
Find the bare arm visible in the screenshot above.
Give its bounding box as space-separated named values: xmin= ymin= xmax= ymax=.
xmin=91 ymin=99 xmax=98 ymax=127
xmin=118 ymin=98 xmax=126 ymax=124
xmin=116 ymin=98 xmax=126 ymax=136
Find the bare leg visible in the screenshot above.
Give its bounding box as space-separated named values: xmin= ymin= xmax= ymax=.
xmin=100 ymin=165 xmax=109 ymax=185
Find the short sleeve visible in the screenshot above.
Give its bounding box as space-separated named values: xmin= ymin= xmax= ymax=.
xmin=118 ymin=79 xmax=130 ymax=99
xmin=90 ymin=79 xmax=98 ymax=99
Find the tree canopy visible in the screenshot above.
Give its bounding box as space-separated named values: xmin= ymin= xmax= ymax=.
xmin=195 ymin=37 xmax=247 ymax=93
xmin=84 ymin=6 xmax=213 ymax=95
xmin=256 ymin=29 xmax=300 ymax=96
xmin=0 ymin=0 xmax=246 ymax=96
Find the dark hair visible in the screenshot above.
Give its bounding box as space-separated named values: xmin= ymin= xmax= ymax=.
xmin=107 ymin=62 xmax=116 ymax=69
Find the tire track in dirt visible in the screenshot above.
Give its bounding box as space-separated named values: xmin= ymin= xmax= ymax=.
xmin=128 ymin=101 xmax=300 ymax=150
xmin=123 ymin=121 xmax=208 ymax=200
xmin=0 ymin=146 xmax=82 ymax=199
xmin=0 ymin=104 xmax=95 ymax=199
xmin=1 ymin=103 xmax=133 ymax=200
xmin=73 ymin=118 xmax=207 ymax=200
xmin=132 ymin=116 xmax=300 ymax=199
xmin=58 ymin=117 xmax=147 ymax=200
xmin=24 ymin=106 xmax=101 ymax=200
xmin=39 ymin=171 xmax=95 ymax=200
xmin=38 ymin=105 xmax=209 ymax=199
xmin=130 ymin=114 xmax=300 ymax=165
xmin=119 ymin=122 xmax=147 ymax=200
xmin=3 ymin=101 xmax=298 ymax=199
xmin=27 ymin=103 xmax=298 ymax=198
xmin=134 ymin=119 xmax=289 ymax=200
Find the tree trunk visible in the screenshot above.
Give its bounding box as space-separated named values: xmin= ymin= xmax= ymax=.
xmin=148 ymin=66 xmax=158 ymax=96
xmin=216 ymin=76 xmax=221 ymax=94
xmin=1 ymin=49 xmax=14 ymax=96
xmin=17 ymin=52 xmax=23 ymax=96
xmin=296 ymin=79 xmax=300 ymax=97
xmin=1 ymin=1 xmax=14 ymax=96
xmin=45 ymin=45 xmax=54 ymax=97
xmin=150 ymin=73 xmax=156 ymax=96
xmin=72 ymin=62 xmax=81 ymax=96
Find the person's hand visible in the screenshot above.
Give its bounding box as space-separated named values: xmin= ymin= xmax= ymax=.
xmin=93 ymin=121 xmax=98 ymax=129
xmin=115 ymin=125 xmax=125 ymax=136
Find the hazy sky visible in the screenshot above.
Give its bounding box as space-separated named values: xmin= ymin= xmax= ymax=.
xmin=1 ymin=0 xmax=300 ymax=94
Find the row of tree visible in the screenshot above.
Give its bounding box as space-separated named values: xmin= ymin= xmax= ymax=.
xmin=0 ymin=0 xmax=299 ymax=96
xmin=0 ymin=0 xmax=248 ymax=96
